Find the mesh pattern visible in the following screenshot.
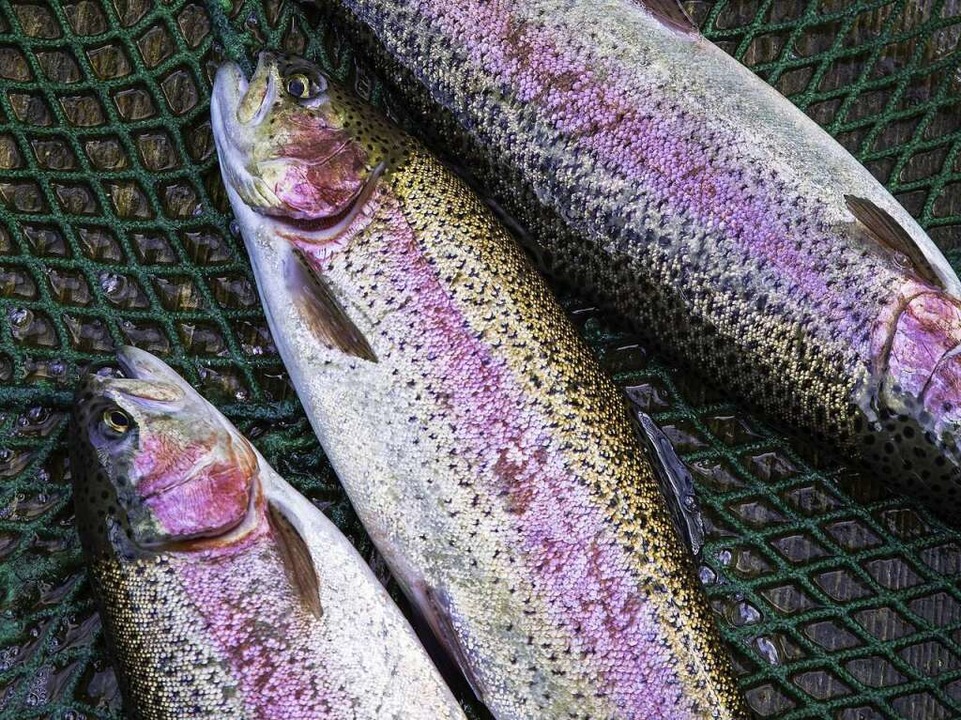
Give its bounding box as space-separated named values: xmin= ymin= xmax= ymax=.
xmin=692 ymin=0 xmax=961 ymax=252
xmin=0 ymin=1 xmax=958 ymax=718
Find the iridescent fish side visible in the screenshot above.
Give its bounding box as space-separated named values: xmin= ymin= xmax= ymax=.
xmin=307 ymin=0 xmax=961 ymax=518
xmin=212 ymin=52 xmax=749 ymax=719
xmin=70 ymin=346 xmax=466 ymax=720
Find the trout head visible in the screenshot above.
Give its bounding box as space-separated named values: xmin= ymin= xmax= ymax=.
xmin=71 ymin=347 xmax=260 ymax=559
xmin=211 ymin=51 xmax=406 ymax=249
xmin=865 ymin=290 xmax=961 ymax=510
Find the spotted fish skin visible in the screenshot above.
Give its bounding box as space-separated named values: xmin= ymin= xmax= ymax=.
xmin=212 ymin=52 xmax=749 ymax=719
xmin=307 ymin=0 xmax=961 ymax=515
xmin=70 ymin=347 xmax=465 ymax=720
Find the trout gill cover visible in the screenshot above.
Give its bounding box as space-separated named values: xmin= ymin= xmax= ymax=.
xmin=306 ymin=0 xmax=961 ymax=519
xmin=70 ymin=346 xmax=466 ymax=720
xmin=212 ymin=51 xmax=749 ymax=719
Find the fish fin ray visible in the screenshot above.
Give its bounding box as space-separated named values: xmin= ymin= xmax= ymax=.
xmin=267 ymin=499 xmax=323 ymax=620
xmin=631 ymin=0 xmax=699 ymax=33
xmin=845 ymin=195 xmax=945 ymax=290
xmin=285 ymin=246 xmax=378 ymax=362
xmin=412 ymin=582 xmax=488 ymax=703
xmin=635 ymin=411 xmax=705 ymax=556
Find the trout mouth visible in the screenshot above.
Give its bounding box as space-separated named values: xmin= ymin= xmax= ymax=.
xmin=211 ymin=61 xmax=284 ymax=211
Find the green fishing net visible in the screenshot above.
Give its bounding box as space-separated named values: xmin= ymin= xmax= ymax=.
xmin=0 ymin=1 xmax=958 ymax=718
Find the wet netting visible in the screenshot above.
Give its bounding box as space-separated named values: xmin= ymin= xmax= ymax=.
xmin=0 ymin=1 xmax=958 ymax=718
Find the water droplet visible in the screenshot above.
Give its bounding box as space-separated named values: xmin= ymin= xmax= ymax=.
xmin=0 ymin=647 xmax=18 ymax=672
xmin=728 ymin=598 xmax=763 ymax=627
xmin=698 ymin=564 xmax=718 ymax=586
xmin=99 ymin=271 xmax=123 ymax=295
xmin=9 ymin=308 xmax=58 ymax=348
xmin=9 ymin=307 xmax=31 ymax=327
xmin=753 ymin=635 xmax=782 ymax=666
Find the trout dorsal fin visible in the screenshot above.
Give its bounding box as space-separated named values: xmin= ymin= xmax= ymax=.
xmin=845 ymin=195 xmax=945 ymax=291
xmin=267 ymin=499 xmax=323 ymax=620
xmin=631 ymin=0 xmax=698 ymax=33
xmin=635 ymin=412 xmax=705 ymax=556
xmin=285 ymin=246 xmax=378 ymax=362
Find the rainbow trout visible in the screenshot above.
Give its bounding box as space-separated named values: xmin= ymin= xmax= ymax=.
xmin=70 ymin=346 xmax=465 ymax=720
xmin=307 ymin=0 xmax=961 ymax=516
xmin=211 ymin=52 xmax=749 ymax=719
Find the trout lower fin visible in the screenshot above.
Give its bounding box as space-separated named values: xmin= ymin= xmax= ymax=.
xmin=285 ymin=245 xmax=378 ymax=362
xmin=411 ymin=581 xmax=488 ymax=705
xmin=267 ymin=499 xmax=323 ymax=620
xmin=845 ymin=195 xmax=947 ymax=292
xmin=629 ymin=0 xmax=698 ymax=34
xmin=635 ymin=411 xmax=705 ymax=556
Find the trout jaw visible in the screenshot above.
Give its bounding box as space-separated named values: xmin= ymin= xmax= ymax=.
xmin=211 ymin=61 xmax=284 ymax=213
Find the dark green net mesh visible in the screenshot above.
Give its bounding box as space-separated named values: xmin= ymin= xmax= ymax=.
xmin=0 ymin=1 xmax=958 ymax=718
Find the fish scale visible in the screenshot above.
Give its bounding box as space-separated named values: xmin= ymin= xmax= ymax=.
xmin=88 ymin=557 xmax=249 ymax=718
xmin=309 ymin=0 xmax=961 ymax=518
xmin=213 ymin=54 xmax=750 ymax=718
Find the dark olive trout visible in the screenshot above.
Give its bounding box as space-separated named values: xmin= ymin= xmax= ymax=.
xmin=307 ymin=0 xmax=961 ymax=518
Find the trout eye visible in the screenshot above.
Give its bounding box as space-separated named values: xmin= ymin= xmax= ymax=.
xmin=102 ymin=408 xmax=131 ymax=435
xmin=285 ymin=73 xmax=317 ymax=100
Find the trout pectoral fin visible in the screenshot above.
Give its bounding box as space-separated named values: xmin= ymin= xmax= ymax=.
xmin=267 ymin=499 xmax=323 ymax=619
xmin=412 ymin=582 xmax=488 ymax=704
xmin=630 ymin=0 xmax=698 ymax=34
xmin=635 ymin=411 xmax=705 ymax=556
xmin=285 ymin=246 xmax=378 ymax=362
xmin=845 ymin=195 xmax=946 ymax=291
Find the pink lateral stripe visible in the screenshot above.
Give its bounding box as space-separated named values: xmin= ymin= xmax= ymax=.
xmin=409 ymin=0 xmax=881 ymax=315
xmin=303 ymin=197 xmax=699 ymax=717
xmin=177 ymin=515 xmax=349 ymax=719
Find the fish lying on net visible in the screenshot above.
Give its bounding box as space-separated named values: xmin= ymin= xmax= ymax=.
xmin=211 ymin=51 xmax=750 ymax=719
xmin=304 ymin=0 xmax=961 ymax=520
xmin=70 ymin=346 xmax=466 ymax=720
